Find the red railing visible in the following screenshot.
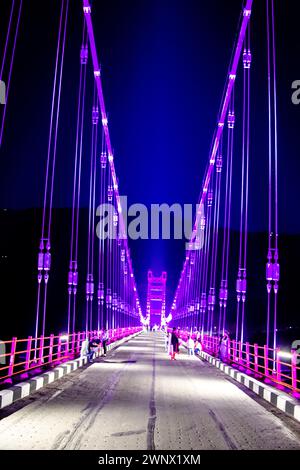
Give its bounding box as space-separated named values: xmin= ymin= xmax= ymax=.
xmin=175 ymin=330 xmax=300 ymax=395
xmin=0 ymin=327 xmax=142 ymax=383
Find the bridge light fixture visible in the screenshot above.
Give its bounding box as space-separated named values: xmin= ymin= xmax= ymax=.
xmin=60 ymin=334 xmax=69 ymax=342
xmin=277 ymin=351 xmax=292 ymax=360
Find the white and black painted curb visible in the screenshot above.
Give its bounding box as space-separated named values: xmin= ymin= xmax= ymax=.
xmin=198 ymin=348 xmax=300 ymax=423
xmin=0 ymin=331 xmax=141 ymax=410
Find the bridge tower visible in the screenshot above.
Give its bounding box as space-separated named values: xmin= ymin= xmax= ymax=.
xmin=146 ymin=271 xmax=167 ymax=328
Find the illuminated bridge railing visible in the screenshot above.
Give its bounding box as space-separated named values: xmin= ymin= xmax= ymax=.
xmin=0 ymin=327 xmax=142 ymax=384
xmin=178 ymin=331 xmax=300 ymax=395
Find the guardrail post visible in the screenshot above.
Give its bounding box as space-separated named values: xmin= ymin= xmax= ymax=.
xmin=8 ymin=337 xmax=17 ymax=378
xmin=291 ymin=350 xmax=298 ymax=392
xmin=76 ymin=332 xmax=80 ymax=354
xmin=238 ymin=341 xmax=243 ymax=364
xmin=276 ymin=347 xmax=281 ymax=382
xmin=226 ymin=338 xmax=230 ymax=362
xmin=227 ymin=340 xmax=231 ymax=362
xmin=25 ymin=336 xmax=32 ymax=371
xmin=232 ymin=340 xmax=237 ymax=362
xmin=264 ymin=345 xmax=269 ymax=377
xmin=64 ymin=334 xmax=69 ymax=354
xmin=49 ymin=334 xmax=54 ymax=363
xmin=214 ymin=337 xmax=217 ymax=355
xmin=254 ymin=343 xmax=258 ymax=374
xmin=70 ymin=332 xmax=75 ymax=355
xmin=246 ymin=342 xmax=250 ymax=370
xmin=57 ymin=334 xmax=62 ymax=361
xmin=39 ymin=335 xmax=44 ymax=365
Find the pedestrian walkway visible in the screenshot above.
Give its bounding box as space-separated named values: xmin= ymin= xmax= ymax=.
xmin=0 ymin=332 xmax=300 ymax=450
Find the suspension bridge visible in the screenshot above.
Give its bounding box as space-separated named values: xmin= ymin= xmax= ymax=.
xmin=0 ymin=0 xmax=300 ymax=452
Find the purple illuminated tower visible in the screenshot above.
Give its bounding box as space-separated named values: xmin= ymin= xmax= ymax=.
xmin=147 ymin=271 xmax=167 ymax=328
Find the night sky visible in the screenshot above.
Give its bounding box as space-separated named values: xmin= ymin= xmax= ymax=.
xmin=1 ymin=0 xmax=300 ymax=336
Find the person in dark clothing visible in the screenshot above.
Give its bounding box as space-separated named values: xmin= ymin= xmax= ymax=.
xmin=219 ymin=331 xmax=230 ymax=362
xmin=87 ymin=338 xmax=99 ymax=363
xmin=170 ymin=327 xmax=179 ymax=361
xmin=101 ymin=329 xmax=109 ymax=356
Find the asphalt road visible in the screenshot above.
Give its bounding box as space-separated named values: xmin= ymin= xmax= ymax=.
xmin=0 ymin=331 xmax=300 ymax=450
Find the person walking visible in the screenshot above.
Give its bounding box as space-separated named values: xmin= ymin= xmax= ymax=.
xmin=219 ymin=331 xmax=230 ymax=362
xmin=101 ymin=329 xmax=109 ymax=357
xmin=170 ymin=327 xmax=179 ymax=361
xmin=164 ymin=329 xmax=169 ymax=352
xmin=187 ymin=336 xmax=195 ymax=356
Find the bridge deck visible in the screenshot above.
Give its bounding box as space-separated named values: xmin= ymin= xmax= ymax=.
xmin=0 ymin=332 xmax=300 ymax=450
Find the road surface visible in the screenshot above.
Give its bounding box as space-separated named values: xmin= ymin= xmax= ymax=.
xmin=0 ymin=331 xmax=300 ymax=450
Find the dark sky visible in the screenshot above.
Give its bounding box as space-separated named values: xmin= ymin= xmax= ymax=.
xmin=1 ymin=0 xmax=300 ymax=307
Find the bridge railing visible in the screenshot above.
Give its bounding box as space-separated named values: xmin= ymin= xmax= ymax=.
xmin=175 ymin=330 xmax=300 ymax=395
xmin=0 ymin=327 xmax=142 ymax=384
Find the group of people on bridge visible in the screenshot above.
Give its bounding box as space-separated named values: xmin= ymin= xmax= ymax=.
xmin=162 ymin=327 xmax=230 ymax=362
xmin=80 ymin=330 xmax=109 ymax=363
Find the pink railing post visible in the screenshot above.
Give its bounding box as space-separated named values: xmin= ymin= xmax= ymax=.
xmin=254 ymin=343 xmax=258 ymax=374
xmin=226 ymin=338 xmax=230 ymax=362
xmin=276 ymin=347 xmax=281 ymax=383
xmin=65 ymin=334 xmax=69 ymax=354
xmin=215 ymin=337 xmax=219 ymax=355
xmin=264 ymin=345 xmax=269 ymax=377
xmin=25 ymin=336 xmax=32 ymax=371
xmin=39 ymin=335 xmax=44 ymax=365
xmin=65 ymin=334 xmax=69 ymax=356
xmin=49 ymin=334 xmax=54 ymax=363
xmin=227 ymin=340 xmax=232 ymax=362
xmin=70 ymin=332 xmax=74 ymax=355
xmin=246 ymin=342 xmax=250 ymax=370
xmin=57 ymin=334 xmax=62 ymax=361
xmin=76 ymin=332 xmax=81 ymax=354
xmin=238 ymin=341 xmax=242 ymax=364
xmin=8 ymin=337 xmax=17 ymax=378
xmin=291 ymin=350 xmax=297 ymax=392
xmin=232 ymin=340 xmax=237 ymax=362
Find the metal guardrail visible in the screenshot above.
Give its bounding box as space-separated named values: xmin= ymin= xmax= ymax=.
xmin=0 ymin=327 xmax=142 ymax=383
xmin=175 ymin=330 xmax=300 ymax=394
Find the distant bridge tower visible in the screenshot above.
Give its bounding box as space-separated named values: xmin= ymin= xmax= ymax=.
xmin=147 ymin=271 xmax=167 ymax=327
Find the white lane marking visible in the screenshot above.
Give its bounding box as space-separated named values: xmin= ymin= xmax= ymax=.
xmin=48 ymin=390 xmax=63 ymax=402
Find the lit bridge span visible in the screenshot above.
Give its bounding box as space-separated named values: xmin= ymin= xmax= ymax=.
xmin=0 ymin=0 xmax=300 ymax=452
xmin=1 ymin=332 xmax=300 ymax=450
